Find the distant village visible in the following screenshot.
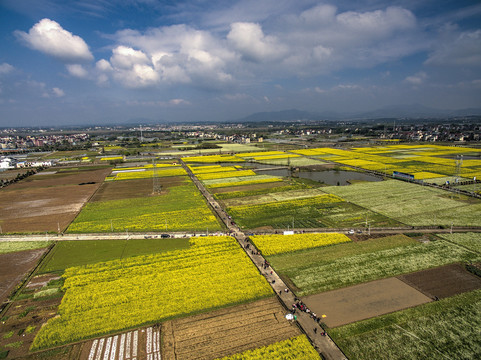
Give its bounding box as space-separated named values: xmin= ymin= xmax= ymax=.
xmin=1 ymin=119 xmax=480 ymax=170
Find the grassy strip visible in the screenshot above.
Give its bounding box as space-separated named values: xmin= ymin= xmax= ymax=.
xmin=0 ymin=241 xmax=52 ymax=254
xmin=329 ymin=290 xmax=481 ymax=360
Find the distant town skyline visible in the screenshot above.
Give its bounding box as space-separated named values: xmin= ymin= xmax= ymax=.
xmin=1 ymin=0 xmax=480 ymax=126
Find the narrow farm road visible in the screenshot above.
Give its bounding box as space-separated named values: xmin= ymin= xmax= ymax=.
xmin=182 ymin=161 xmax=348 ymax=360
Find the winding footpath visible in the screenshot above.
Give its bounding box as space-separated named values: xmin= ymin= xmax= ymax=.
xmin=182 ymin=161 xmax=348 ymax=360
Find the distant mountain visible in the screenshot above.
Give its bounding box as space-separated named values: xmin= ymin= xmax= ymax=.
xmin=231 ymin=109 xmax=341 ymax=123
xmin=231 ymin=105 xmax=481 ymax=123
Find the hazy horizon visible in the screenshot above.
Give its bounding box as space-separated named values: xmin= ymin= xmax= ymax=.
xmin=1 ymin=0 xmax=481 ymax=126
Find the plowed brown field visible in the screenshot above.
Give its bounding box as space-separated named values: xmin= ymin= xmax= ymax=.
xmin=398 ymin=263 xmax=481 ymax=299
xmin=0 ymin=167 xmax=110 ymax=233
xmin=162 ymin=297 xmax=300 ymax=360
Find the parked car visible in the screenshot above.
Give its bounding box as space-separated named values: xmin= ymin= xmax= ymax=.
xmin=160 ymin=234 xmax=170 ymax=238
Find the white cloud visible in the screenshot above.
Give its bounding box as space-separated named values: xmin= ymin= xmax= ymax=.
xmin=425 ymin=29 xmax=481 ymax=66
xmin=169 ymin=98 xmax=190 ymax=105
xmin=15 ymin=18 xmax=93 ymax=62
xmin=52 ymin=87 xmax=65 ymax=97
xmin=98 ymin=25 xmax=234 ymax=90
xmin=110 ymin=46 xmax=150 ymax=69
xmin=66 ymin=64 xmax=88 ymax=78
xmin=0 ymin=63 xmax=14 ymax=74
xmin=86 ymin=4 xmax=425 ymax=92
xmin=227 ymin=22 xmax=287 ymax=62
xmin=404 ymin=71 xmax=427 ymax=85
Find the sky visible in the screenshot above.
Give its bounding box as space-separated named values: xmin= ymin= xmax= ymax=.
xmin=0 ymin=0 xmax=481 ymax=126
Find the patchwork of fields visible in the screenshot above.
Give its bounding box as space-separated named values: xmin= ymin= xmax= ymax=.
xmin=68 ymin=164 xmax=222 ymax=232
xmin=1 ymin=144 xmax=481 ymax=359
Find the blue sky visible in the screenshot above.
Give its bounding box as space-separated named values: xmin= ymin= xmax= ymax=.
xmin=1 ymin=0 xmax=480 ymax=126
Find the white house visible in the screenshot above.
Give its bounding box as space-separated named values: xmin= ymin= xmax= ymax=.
xmin=0 ymin=157 xmax=16 ymax=169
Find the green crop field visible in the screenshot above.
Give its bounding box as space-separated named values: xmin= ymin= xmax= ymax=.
xmin=274 ymin=237 xmax=480 ymax=295
xmin=214 ymin=182 xmax=311 ymax=200
xmin=227 ymin=195 xmax=402 ymax=230
xmin=325 ymin=180 xmax=481 ymax=226
xmin=38 ymin=238 xmax=190 ymax=273
xmin=67 ymin=182 xmax=222 ymax=232
xmin=330 ymin=289 xmax=481 ymax=360
xmin=268 ymin=235 xmax=415 ymax=272
xmin=0 ymin=241 xmax=52 ymax=254
xmin=436 ymin=232 xmax=481 ymax=253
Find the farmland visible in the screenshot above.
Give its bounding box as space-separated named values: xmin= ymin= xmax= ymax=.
xmin=0 ymin=167 xmax=111 ymax=233
xmin=2 ymin=142 xmax=481 ymax=359
xmin=250 ymin=233 xmax=351 ymax=256
xmin=227 ymin=193 xmax=401 ymax=229
xmin=217 ymin=335 xmax=320 ymax=360
xmin=68 ymin=176 xmax=222 ymax=233
xmin=162 ymin=297 xmax=304 ymax=360
xmin=267 ymin=236 xmax=480 ymax=295
xmin=325 ymin=180 xmax=481 ymax=227
xmin=0 ymin=241 xmax=51 ymax=254
xmin=38 ymin=238 xmax=190 ymax=273
xmin=329 ymin=289 xmax=481 ymax=360
xmin=32 ymin=236 xmax=273 ymax=349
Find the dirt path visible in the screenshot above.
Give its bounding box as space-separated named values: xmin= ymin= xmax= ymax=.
xmin=182 ymin=161 xmax=348 ymax=360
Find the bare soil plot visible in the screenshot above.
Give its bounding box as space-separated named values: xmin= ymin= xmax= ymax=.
xmin=397 ymin=263 xmax=481 ymax=299
xmin=302 ymin=277 xmax=432 ymax=328
xmin=6 ymin=168 xmax=110 ymax=190
xmin=0 ymin=249 xmax=46 ymax=305
xmin=0 ymin=168 xmax=110 ymax=233
xmin=91 ymin=176 xmax=187 ymax=202
xmin=0 ymin=169 xmax=29 ymax=181
xmin=162 ymin=297 xmax=300 ymax=360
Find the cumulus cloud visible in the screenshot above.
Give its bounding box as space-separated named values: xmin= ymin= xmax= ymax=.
xmin=0 ymin=63 xmax=14 ymax=74
xmin=227 ymin=22 xmax=287 ymax=62
xmin=52 ymin=87 xmax=65 ymax=97
xmin=15 ymin=18 xmax=93 ymax=62
xmin=68 ymin=4 xmax=424 ymax=91
xmin=97 ymin=25 xmax=234 ymax=90
xmin=66 ymin=64 xmax=89 ymax=78
xmin=404 ymin=71 xmax=427 ymax=85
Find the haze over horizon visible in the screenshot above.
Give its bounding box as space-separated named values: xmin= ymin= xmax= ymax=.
xmin=1 ymin=0 xmax=480 ymax=127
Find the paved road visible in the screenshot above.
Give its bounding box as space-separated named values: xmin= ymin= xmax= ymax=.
xmin=182 ymin=161 xmax=348 ymax=360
